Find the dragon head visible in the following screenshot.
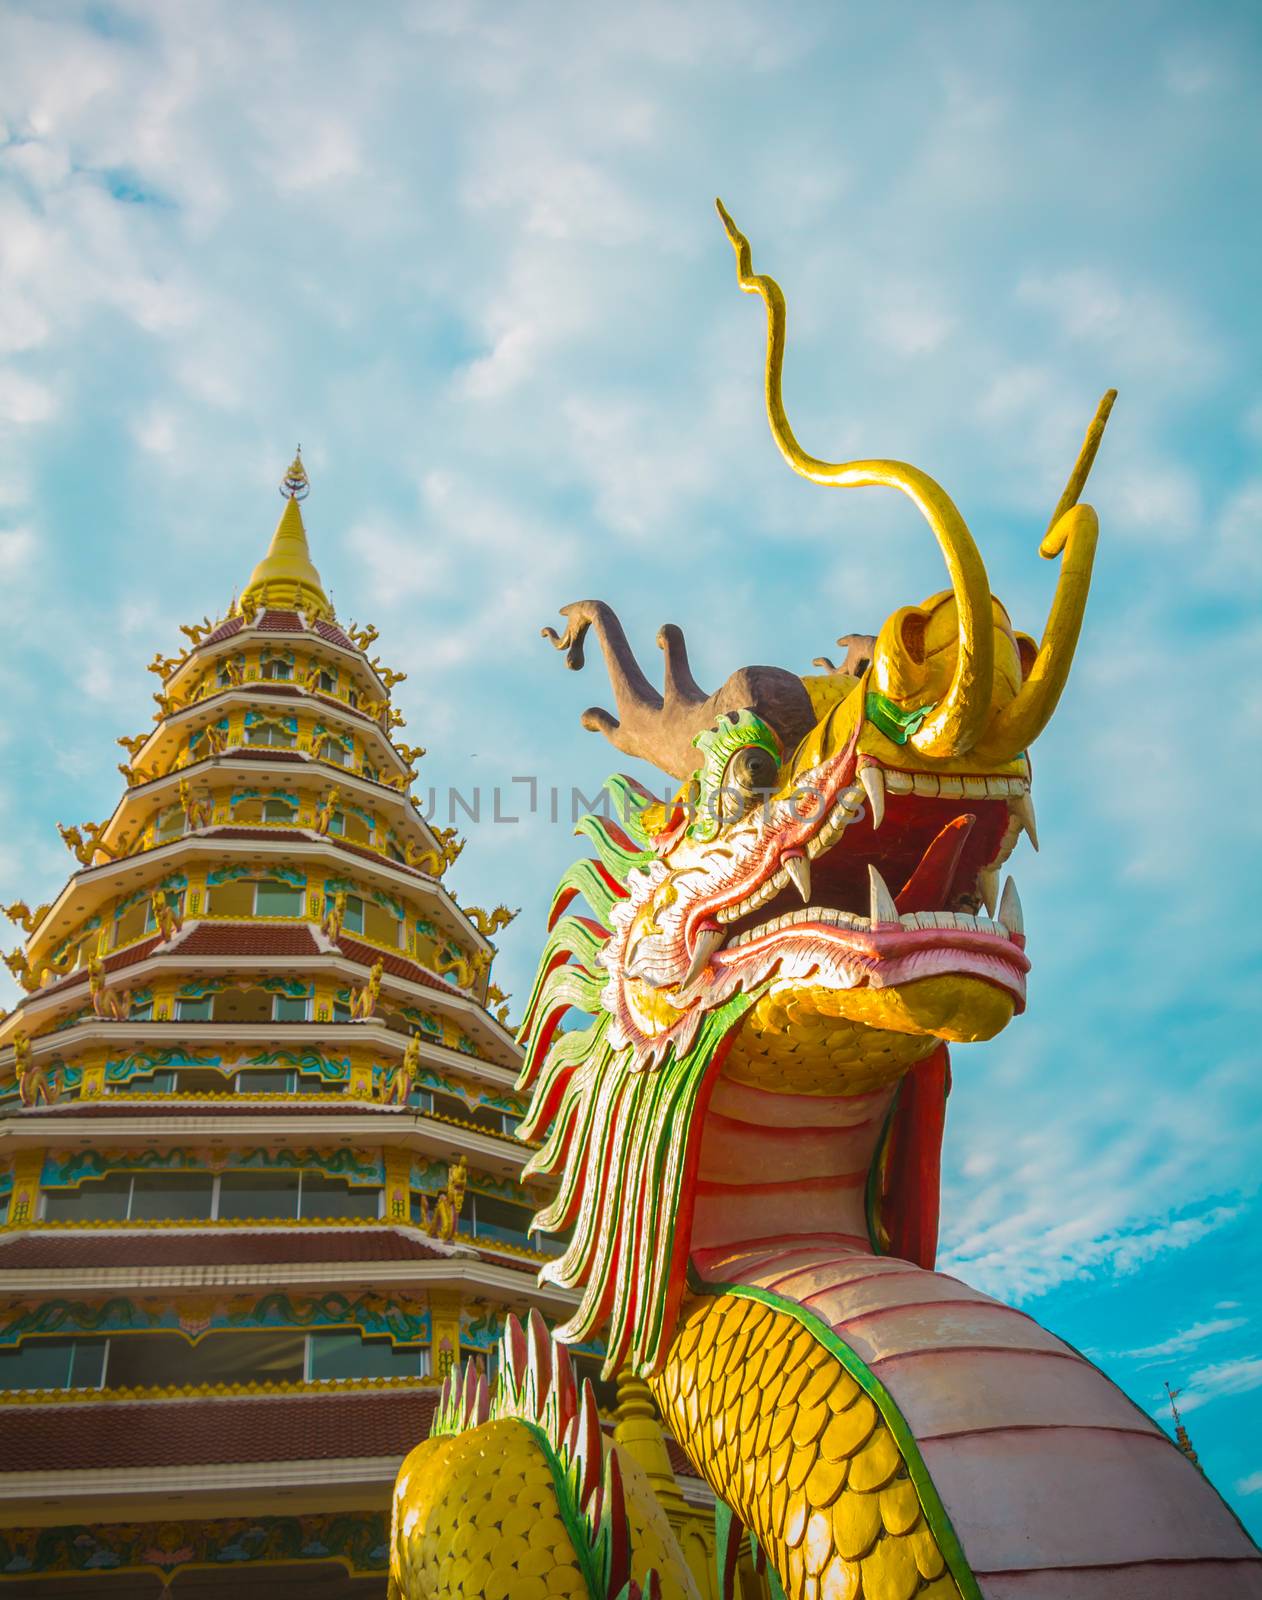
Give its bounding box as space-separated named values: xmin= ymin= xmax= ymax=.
xmin=519 ymin=205 xmax=1113 ymax=1375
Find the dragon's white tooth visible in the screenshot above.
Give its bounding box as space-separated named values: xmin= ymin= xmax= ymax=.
xmin=962 ymin=776 xmax=988 ymax=799
xmin=868 ymin=865 xmax=899 ymax=927
xmin=783 ymin=855 xmax=811 ymax=903
xmin=841 ymin=785 xmax=865 ymax=809
xmin=937 ymin=775 xmax=963 ymax=797
xmin=1012 ymin=792 xmax=1039 ymax=852
xmin=998 ymin=876 xmax=1024 ymax=938
xmin=977 ymin=867 xmax=999 ymax=918
xmin=912 ymin=773 xmax=940 ymax=797
xmin=885 ymin=770 xmax=913 ymax=793
xmin=681 ymin=926 xmax=725 ymax=988
xmin=859 ymin=766 xmax=886 ymax=830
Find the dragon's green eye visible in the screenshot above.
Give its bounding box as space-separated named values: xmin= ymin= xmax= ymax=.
xmin=688 ymin=711 xmax=782 ymax=841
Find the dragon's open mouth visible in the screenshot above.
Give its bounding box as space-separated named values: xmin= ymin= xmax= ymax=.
xmin=688 ymin=767 xmax=1032 ymax=1005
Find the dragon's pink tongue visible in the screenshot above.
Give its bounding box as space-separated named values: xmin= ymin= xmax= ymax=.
xmin=895 ymin=814 xmax=976 ymax=913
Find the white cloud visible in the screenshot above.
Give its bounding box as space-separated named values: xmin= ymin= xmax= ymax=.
xmin=1016 ymin=268 xmax=1221 ymax=390
xmin=0 ymin=526 xmax=35 ymax=576
xmin=1239 ymin=1470 xmax=1262 ymax=1497
xmin=1175 ymin=1356 xmax=1262 ymax=1415
xmin=0 ymin=369 xmax=55 ymax=423
xmin=1125 ymin=1317 xmax=1248 ymax=1363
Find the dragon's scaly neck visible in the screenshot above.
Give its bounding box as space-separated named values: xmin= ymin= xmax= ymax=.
xmin=689 ymin=1070 xmax=895 ymax=1267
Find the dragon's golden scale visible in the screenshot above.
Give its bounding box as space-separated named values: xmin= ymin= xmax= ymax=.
xmin=649 ymin=1294 xmax=961 ymax=1600
xmin=388 ymin=1415 xmax=695 ymax=1600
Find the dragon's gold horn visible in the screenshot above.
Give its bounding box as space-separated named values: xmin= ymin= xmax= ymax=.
xmin=976 ymin=391 xmax=1115 ymax=763
xmin=717 ymin=199 xmax=994 ymax=757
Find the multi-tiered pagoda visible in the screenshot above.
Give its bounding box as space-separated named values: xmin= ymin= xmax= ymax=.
xmin=0 ymin=459 xmax=717 ymax=1598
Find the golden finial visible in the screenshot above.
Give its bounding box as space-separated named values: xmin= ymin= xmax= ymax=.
xmin=281 ymin=446 xmax=310 ymax=501
xmin=238 ymin=445 xmax=331 ymax=621
xmin=1164 ymin=1382 xmax=1201 ymax=1467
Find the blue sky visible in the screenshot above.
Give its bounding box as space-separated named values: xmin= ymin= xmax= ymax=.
xmin=1 ymin=0 xmax=1259 ymax=1534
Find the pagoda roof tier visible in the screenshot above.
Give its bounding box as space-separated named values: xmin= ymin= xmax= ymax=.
xmin=0 ymin=1383 xmax=439 ymax=1480
xmin=124 ymin=682 xmax=412 ymax=801
xmin=0 ymin=1388 xmax=708 ymax=1524
xmin=0 ymin=1104 xmax=538 ymax=1181
xmin=23 ymin=823 xmax=490 ymax=976
xmin=0 ymin=1225 xmax=567 ymax=1297
xmin=5 ymin=926 xmax=517 ymax=1062
xmin=164 ymin=609 xmax=387 ymax=698
xmin=85 ymin=750 xmax=441 ymax=883
xmin=8 ymin=1016 xmax=520 ymax=1091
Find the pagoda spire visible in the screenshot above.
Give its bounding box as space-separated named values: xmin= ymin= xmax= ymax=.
xmin=239 ymin=448 xmax=333 ymax=621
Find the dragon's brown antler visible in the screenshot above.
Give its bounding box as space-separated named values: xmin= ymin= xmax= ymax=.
xmin=543 ymin=599 xmax=813 ymax=780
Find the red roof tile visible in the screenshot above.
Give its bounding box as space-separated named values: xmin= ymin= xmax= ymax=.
xmin=314 ymin=619 xmax=358 ymax=652
xmin=0 ymin=1228 xmax=446 ymax=1270
xmin=177 ymin=923 xmax=320 ymax=958
xmin=201 ymin=616 xmax=244 ymax=647
xmin=0 ymin=1388 xmax=438 ymax=1473
xmin=259 ymin=610 xmax=306 ymax=633
xmin=239 ymin=681 xmax=303 ymax=698
xmin=36 ymin=935 xmax=163 ymax=998
xmin=334 ymin=935 xmax=451 ymax=996
xmin=665 ymin=1435 xmax=698 ymax=1480
xmin=208 ymin=826 xmax=306 ymax=842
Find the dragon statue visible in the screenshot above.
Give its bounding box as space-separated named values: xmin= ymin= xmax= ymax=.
xmin=389 ymin=208 xmax=1261 ymax=1599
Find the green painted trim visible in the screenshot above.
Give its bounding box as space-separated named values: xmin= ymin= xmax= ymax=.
xmin=519 ymin=1418 xmax=603 ymax=1600
xmin=693 ymin=1278 xmax=982 ymax=1600
xmin=864 ymin=690 xmax=936 ymax=746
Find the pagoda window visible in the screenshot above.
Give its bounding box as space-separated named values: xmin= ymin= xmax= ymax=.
xmin=156 ymin=806 xmax=185 ymax=843
xmin=176 ymin=995 xmax=212 ymax=1021
xmin=129 ymin=996 xmax=154 ymax=1021
xmin=344 ymin=811 xmax=371 ymax=845
xmin=347 ymin=688 xmax=359 ymax=708
xmin=260 ymin=658 xmax=292 ymax=682
xmin=254 ymin=879 xmax=303 ymax=917
xmin=407 ymin=1087 xmax=433 ymax=1112
xmin=274 ymin=993 xmax=310 ymax=1022
xmin=217 ymin=1170 xmax=300 ymax=1220
xmin=468 ymin=1193 xmax=535 ymax=1249
xmin=318 ymin=737 xmax=348 ymax=767
xmin=143 ymin=890 xmax=185 ymax=933
xmin=326 ymin=809 xmax=346 ymax=836
xmin=298 ymin=1174 xmax=381 ymax=1220
xmin=263 ymin=798 xmax=297 ymax=824
xmin=113 ymin=901 xmax=149 ymax=948
xmin=429 ymin=1091 xmax=472 ymax=1125
xmin=0 ymin=1338 xmax=106 ymax=1392
xmin=107 ymin=1330 xmax=307 ymax=1390
xmin=207 ymin=877 xmax=253 ymax=917
xmin=332 ymin=999 xmax=353 ymax=1023
xmin=363 ymin=901 xmax=403 ymax=948
xmin=42 ymin=1173 xmax=132 ymax=1222
xmin=235 ymin=1068 xmax=294 ymax=1091
xmin=466 ymin=1104 xmax=515 ymax=1137
xmin=361 ymin=762 xmax=378 ymax=783
xmin=341 ymin=894 xmax=365 ymax=935
xmin=307 ymin=1330 xmax=429 ymax=1383
xmin=246 ymin=720 xmax=296 ymax=748
xmin=317 ymin=669 xmax=336 ymax=693
xmin=211 ymin=987 xmax=271 ymax=1024
xmin=129 ymin=1172 xmax=214 ymax=1220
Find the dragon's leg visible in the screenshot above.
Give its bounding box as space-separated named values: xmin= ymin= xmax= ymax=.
xmin=390 ymin=1313 xmax=699 ymax=1600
